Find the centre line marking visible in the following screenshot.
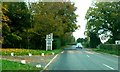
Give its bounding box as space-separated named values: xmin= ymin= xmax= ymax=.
xmin=103 ymin=64 xmax=115 ymax=70
xmin=87 ymin=55 xmax=90 ymax=57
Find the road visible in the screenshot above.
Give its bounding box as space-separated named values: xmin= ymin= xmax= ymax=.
xmin=46 ymin=45 xmax=119 ymax=72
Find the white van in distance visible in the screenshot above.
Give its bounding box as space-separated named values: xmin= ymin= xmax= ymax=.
xmin=76 ymin=43 xmax=82 ymax=49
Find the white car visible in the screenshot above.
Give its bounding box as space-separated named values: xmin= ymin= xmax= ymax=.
xmin=76 ymin=43 xmax=82 ymax=49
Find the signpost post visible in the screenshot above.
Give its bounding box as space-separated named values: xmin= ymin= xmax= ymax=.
xmin=45 ymin=33 xmax=53 ymax=51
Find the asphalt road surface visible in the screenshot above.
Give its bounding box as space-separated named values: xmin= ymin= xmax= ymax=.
xmin=46 ymin=45 xmax=119 ymax=72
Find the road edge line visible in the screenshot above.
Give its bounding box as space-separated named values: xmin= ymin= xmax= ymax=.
xmin=103 ymin=64 xmax=115 ymax=70
xmin=42 ymin=54 xmax=58 ymax=70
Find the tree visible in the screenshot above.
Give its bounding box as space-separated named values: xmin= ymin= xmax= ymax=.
xmin=28 ymin=2 xmax=78 ymax=49
xmin=2 ymin=2 xmax=78 ymax=50
xmin=85 ymin=2 xmax=120 ymax=44
xmin=77 ymin=38 xmax=84 ymax=43
xmin=2 ymin=2 xmax=32 ymax=48
xmin=2 ymin=3 xmax=11 ymax=47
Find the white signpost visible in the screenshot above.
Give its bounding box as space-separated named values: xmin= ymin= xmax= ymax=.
xmin=45 ymin=33 xmax=53 ymax=51
xmin=115 ymin=40 xmax=120 ymax=44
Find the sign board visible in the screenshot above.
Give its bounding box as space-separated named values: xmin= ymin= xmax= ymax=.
xmin=45 ymin=33 xmax=53 ymax=50
xmin=115 ymin=40 xmax=120 ymax=44
xmin=99 ymin=34 xmax=109 ymax=44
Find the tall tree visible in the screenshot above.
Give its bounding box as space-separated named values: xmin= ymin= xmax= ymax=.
xmin=28 ymin=2 xmax=78 ymax=49
xmin=2 ymin=3 xmax=11 ymax=47
xmin=2 ymin=2 xmax=32 ymax=48
xmin=85 ymin=2 xmax=120 ymax=44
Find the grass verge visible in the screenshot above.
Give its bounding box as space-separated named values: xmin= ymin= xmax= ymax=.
xmin=1 ymin=59 xmax=42 ymax=71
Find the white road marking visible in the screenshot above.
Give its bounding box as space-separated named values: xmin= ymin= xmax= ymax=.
xmin=61 ymin=51 xmax=64 ymax=53
xmin=43 ymin=54 xmax=58 ymax=70
xmin=87 ymin=55 xmax=90 ymax=57
xmin=103 ymin=64 xmax=115 ymax=70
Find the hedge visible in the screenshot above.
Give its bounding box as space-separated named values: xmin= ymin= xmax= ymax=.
xmin=97 ymin=44 xmax=120 ymax=51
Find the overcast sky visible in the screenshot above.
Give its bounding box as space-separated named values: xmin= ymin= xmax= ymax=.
xmin=71 ymin=0 xmax=92 ymax=39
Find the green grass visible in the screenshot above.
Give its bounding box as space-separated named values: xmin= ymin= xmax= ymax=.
xmin=2 ymin=48 xmax=63 ymax=56
xmin=1 ymin=59 xmax=42 ymax=71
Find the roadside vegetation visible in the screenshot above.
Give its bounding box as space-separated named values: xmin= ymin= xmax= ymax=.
xmin=2 ymin=2 xmax=77 ymax=50
xmin=1 ymin=48 xmax=62 ymax=56
xmin=1 ymin=59 xmax=42 ymax=71
xmin=94 ymin=44 xmax=120 ymax=56
xmin=93 ymin=48 xmax=120 ymax=56
xmin=76 ymin=2 xmax=120 ymax=56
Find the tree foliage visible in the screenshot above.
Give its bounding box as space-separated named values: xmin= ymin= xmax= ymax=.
xmin=30 ymin=2 xmax=78 ymax=37
xmin=2 ymin=3 xmax=11 ymax=46
xmin=85 ymin=2 xmax=120 ymax=44
xmin=89 ymin=32 xmax=101 ymax=48
xmin=77 ymin=38 xmax=84 ymax=43
xmin=2 ymin=2 xmax=78 ymax=49
xmin=2 ymin=2 xmax=32 ymax=48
